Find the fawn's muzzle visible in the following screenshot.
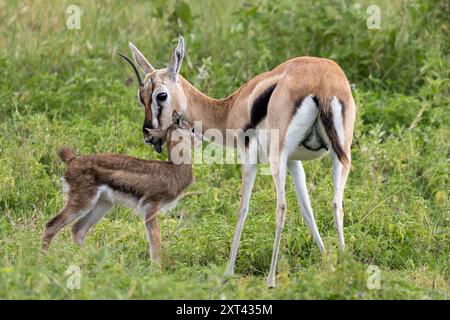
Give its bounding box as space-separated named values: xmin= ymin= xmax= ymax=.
xmin=144 ymin=135 xmax=163 ymax=153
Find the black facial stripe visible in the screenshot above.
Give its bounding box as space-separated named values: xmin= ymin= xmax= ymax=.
xmin=156 ymin=106 xmax=163 ymax=126
xmin=143 ymin=118 xmax=152 ymax=132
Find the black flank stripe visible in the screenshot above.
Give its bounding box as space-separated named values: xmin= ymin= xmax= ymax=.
xmin=247 ymin=83 xmax=277 ymax=129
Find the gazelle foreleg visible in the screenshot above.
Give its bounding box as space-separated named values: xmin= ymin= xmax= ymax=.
xmin=224 ymin=162 xmax=258 ymax=276
xmin=287 ymin=160 xmax=325 ymax=252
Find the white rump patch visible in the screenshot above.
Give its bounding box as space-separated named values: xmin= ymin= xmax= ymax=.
xmin=330 ymin=96 xmax=345 ymax=146
xmin=284 ymin=95 xmax=319 ymax=155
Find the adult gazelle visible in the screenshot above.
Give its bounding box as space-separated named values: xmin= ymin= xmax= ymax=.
xmin=119 ymin=36 xmax=356 ymax=287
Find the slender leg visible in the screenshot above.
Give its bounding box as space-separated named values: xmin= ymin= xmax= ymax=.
xmin=143 ymin=204 xmax=162 ymax=267
xmin=71 ymin=200 xmax=112 ymax=247
xmin=266 ymin=151 xmax=288 ymax=288
xmin=264 ymin=94 xmax=321 ymax=287
xmin=288 ymin=160 xmax=325 ymax=252
xmin=224 ymin=162 xmax=258 ymax=276
xmin=332 ymin=153 xmax=350 ymax=251
xmin=329 ymin=96 xmax=352 ymax=251
xmin=41 ymin=199 xmax=91 ymax=251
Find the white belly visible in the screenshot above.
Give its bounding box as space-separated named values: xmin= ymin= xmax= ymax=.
xmin=289 ymin=145 xmax=329 ymax=161
xmin=97 ymin=185 xmax=179 ymax=215
xmin=255 ymin=116 xmax=329 ymax=162
xmin=99 ymin=185 xmax=140 ymax=210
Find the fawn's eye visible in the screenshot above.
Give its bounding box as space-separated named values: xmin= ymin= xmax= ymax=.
xmin=156 ymin=92 xmax=168 ymax=102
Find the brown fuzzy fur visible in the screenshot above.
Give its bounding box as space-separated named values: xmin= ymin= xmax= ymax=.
xmin=41 ymin=117 xmax=194 ymax=267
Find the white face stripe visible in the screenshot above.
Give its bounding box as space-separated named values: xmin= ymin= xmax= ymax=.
xmin=283 ymin=95 xmax=319 ymax=155
xmin=151 ymin=85 xmax=170 ymax=129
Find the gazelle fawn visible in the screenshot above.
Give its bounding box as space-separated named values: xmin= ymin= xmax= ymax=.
xmin=121 ymin=36 xmax=356 ymax=287
xmin=41 ymin=112 xmax=198 ymax=267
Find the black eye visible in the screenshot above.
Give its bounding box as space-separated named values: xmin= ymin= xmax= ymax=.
xmin=157 ymin=92 xmax=167 ymax=102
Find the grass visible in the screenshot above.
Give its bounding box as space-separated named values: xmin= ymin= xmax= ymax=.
xmin=0 ymin=0 xmax=449 ymax=299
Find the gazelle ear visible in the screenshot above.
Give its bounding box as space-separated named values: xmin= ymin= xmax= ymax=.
xmin=128 ymin=42 xmax=155 ymax=74
xmin=167 ymin=36 xmax=185 ymax=81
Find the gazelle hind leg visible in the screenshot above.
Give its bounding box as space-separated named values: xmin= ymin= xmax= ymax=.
xmin=329 ymin=97 xmax=352 ymax=251
xmin=71 ymin=200 xmax=112 ymax=247
xmin=332 ymin=153 xmax=350 ymax=251
xmin=266 ymin=150 xmax=288 ymax=288
xmin=265 ymin=94 xmax=320 ymax=288
xmin=287 ymin=160 xmax=325 ymax=252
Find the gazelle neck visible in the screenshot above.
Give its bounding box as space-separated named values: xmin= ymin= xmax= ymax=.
xmin=180 ymin=78 xmax=237 ymax=134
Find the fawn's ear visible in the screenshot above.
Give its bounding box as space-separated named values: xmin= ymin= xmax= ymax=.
xmin=172 ymin=110 xmax=182 ymax=126
xmin=144 ymin=128 xmax=166 ymax=139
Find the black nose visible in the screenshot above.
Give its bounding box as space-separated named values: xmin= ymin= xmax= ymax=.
xmin=154 ymin=139 xmax=163 ymax=153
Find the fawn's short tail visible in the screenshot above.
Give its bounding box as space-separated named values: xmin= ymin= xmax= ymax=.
xmin=59 ymin=147 xmax=77 ymax=164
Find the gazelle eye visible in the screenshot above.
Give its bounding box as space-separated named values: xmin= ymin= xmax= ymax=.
xmin=157 ymin=92 xmax=168 ymax=102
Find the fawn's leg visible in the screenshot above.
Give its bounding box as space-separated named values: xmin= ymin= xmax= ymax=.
xmin=143 ymin=203 xmax=161 ymax=267
xmin=41 ymin=198 xmax=93 ymax=251
xmin=71 ymin=200 xmax=112 ymax=247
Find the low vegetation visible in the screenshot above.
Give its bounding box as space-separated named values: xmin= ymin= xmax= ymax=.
xmin=0 ymin=0 xmax=448 ymax=299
